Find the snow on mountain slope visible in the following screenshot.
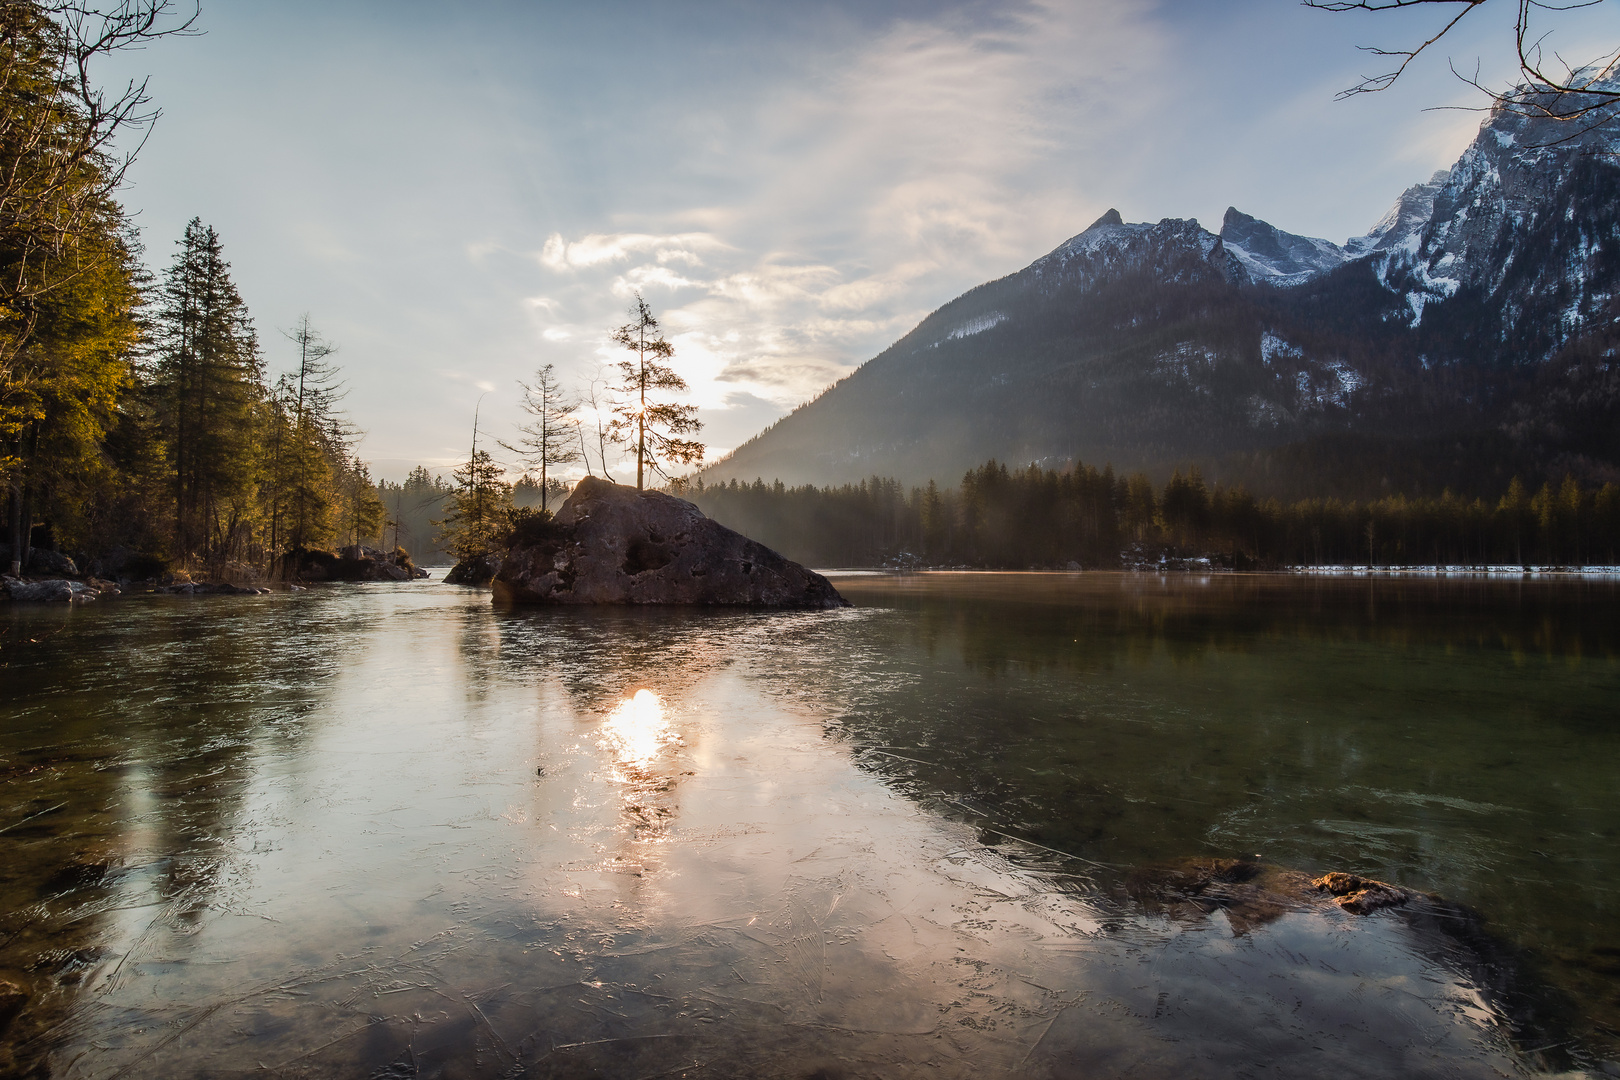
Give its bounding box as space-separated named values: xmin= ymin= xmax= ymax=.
xmin=1345 ymin=172 xmax=1450 ymax=258
xmin=1220 ymin=208 xmax=1351 ymax=286
xmin=1029 ymin=209 xmax=1243 ymax=287
xmin=1215 ymin=75 xmax=1620 ymax=343
xmin=1359 ymin=72 xmax=1620 ymax=339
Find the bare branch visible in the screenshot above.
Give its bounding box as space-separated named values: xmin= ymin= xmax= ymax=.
xmin=1306 ymin=0 xmax=1620 ymax=123
xmin=1304 ymin=0 xmax=1487 ymax=98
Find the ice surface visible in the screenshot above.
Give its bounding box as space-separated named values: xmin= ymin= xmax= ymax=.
xmin=0 ymin=580 xmax=1612 ymax=1077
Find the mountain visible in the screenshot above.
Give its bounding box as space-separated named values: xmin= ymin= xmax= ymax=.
xmin=1220 ymin=208 xmax=1350 ymax=285
xmin=703 ymin=80 xmax=1620 ymax=497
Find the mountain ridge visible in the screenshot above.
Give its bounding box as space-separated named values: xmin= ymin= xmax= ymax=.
xmin=701 ymin=79 xmax=1620 ymax=496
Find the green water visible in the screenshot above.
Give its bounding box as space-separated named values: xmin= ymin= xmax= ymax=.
xmin=0 ymin=572 xmax=1615 ymax=1077
xmin=828 ymin=572 xmax=1620 ymax=1047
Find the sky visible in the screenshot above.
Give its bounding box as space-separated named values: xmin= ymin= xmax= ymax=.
xmin=98 ymin=0 xmax=1615 ymax=482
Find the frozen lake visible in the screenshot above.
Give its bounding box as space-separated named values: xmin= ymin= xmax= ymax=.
xmin=1 ymin=572 xmax=1616 ymax=1077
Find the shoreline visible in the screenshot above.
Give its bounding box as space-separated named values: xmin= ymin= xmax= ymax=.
xmin=818 ymin=564 xmax=1620 ymax=577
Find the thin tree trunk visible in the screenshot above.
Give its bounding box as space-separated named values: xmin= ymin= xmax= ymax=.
xmin=7 ymin=475 xmax=21 ymax=576
xmin=17 ymin=484 xmax=33 ymax=575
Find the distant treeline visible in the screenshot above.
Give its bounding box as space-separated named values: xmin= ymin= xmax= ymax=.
xmin=680 ymin=461 xmax=1620 ymax=569
xmin=375 ymin=471 xmax=559 ymax=566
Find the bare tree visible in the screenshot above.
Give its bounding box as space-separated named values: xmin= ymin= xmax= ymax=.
xmin=498 ymin=362 xmax=579 ymax=513
xmin=607 ymin=293 xmax=703 ymax=490
xmin=578 ymin=363 xmax=616 ymax=482
xmin=1307 ymin=0 xmax=1619 ymax=123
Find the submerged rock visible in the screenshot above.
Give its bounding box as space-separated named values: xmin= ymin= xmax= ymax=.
xmin=156 ymin=581 xmax=270 ymax=595
xmin=1127 ymin=859 xmax=1433 ymax=929
xmin=1313 ymin=871 xmax=1417 ymax=914
xmin=1125 ymin=857 xmax=1313 ymax=935
xmin=493 ymin=477 xmax=848 ymax=607
xmin=86 ymin=577 xmax=120 ymax=597
xmin=0 ymin=978 xmax=25 ymax=1034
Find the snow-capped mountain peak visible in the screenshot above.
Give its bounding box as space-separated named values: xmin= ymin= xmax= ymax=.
xmin=1033 ymin=212 xmax=1239 ymax=287
xmin=1219 ymin=208 xmax=1351 ymax=286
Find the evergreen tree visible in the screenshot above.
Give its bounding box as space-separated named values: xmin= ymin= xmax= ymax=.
xmin=149 ymin=218 xmax=262 ymax=568
xmin=435 ymin=448 xmax=511 ymax=564
xmin=0 ymin=1 xmax=191 ymax=378
xmin=1121 ymin=473 xmax=1157 ymax=544
xmin=4 ymin=213 xmax=141 ymax=573
xmin=435 ymin=402 xmax=511 ymax=565
xmin=500 ymin=361 xmax=578 ymax=512
xmin=0 ymin=2 xmax=176 ymax=574
xmin=382 ymin=464 xmax=452 ymax=560
xmin=1499 ymin=477 xmax=1532 ymax=566
xmin=608 ymin=294 xmax=702 ymax=489
xmin=278 ymin=315 xmax=345 ymax=556
xmin=334 ymin=457 xmax=384 ymax=552
xmin=1158 ymin=468 xmax=1210 ymax=550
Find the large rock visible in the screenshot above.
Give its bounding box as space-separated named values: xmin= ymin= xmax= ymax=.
xmin=292 ymin=545 xmax=425 ymax=583
xmin=0 ymin=545 xmax=77 ymax=576
xmin=493 ymin=477 xmax=848 ymax=608
xmin=444 ymin=552 xmax=502 ymax=586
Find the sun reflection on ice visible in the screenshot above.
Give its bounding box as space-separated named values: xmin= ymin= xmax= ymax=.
xmin=601 ymin=689 xmax=677 ymax=771
xmin=598 ymin=690 xmax=682 ymax=853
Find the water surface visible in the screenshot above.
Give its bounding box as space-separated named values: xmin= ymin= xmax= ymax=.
xmin=0 ymin=572 xmax=1615 ymax=1077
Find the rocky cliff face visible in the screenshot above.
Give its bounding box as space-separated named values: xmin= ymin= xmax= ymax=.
xmin=1379 ymin=85 xmax=1620 ymax=345
xmin=1027 ymin=211 xmax=1243 ymax=291
xmin=492 ymin=478 xmax=848 ymax=608
xmin=1220 ymin=208 xmax=1351 ymax=286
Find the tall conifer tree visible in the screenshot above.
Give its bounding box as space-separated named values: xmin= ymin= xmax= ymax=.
xmin=150 ymin=218 xmax=261 ymax=567
xmin=608 ymin=294 xmax=702 ymax=489
xmin=500 ymin=362 xmax=578 ymax=512
xmin=274 ymin=316 xmax=345 ymax=558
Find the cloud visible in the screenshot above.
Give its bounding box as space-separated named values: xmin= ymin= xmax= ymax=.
xmin=615 ymin=264 xmax=705 ymax=293
xmin=716 ymin=356 xmax=853 ymax=390
xmin=509 ymin=3 xmax=1170 ymax=422
xmin=540 ymin=231 xmax=730 ymax=271
xmin=120 ymin=0 xmax=1509 ymax=478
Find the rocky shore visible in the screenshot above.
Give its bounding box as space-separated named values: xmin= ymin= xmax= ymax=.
xmin=2 ymin=544 xmax=427 ymax=602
